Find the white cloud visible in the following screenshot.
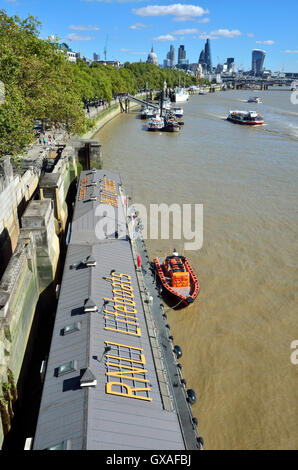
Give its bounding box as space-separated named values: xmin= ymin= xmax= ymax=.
xmin=153 ymin=34 xmax=176 ymax=41
xmin=67 ymin=33 xmax=94 ymax=41
xmin=130 ymin=23 xmax=148 ymax=30
xmin=133 ymin=4 xmax=209 ymax=21
xmin=256 ymin=40 xmax=275 ymax=45
xmin=69 ymin=25 xmax=100 ymax=31
xmin=210 ymin=29 xmax=242 ymax=38
xmin=197 ymin=18 xmax=210 ymax=24
xmin=82 ymin=0 xmax=146 ymax=2
xmin=199 ymin=32 xmax=218 ymax=40
xmin=172 ymin=28 xmax=200 ymax=35
xmin=120 ymin=48 xmax=147 ymax=55
xmin=247 ymin=33 xmax=254 ymax=38
xmin=285 ymin=50 xmax=298 ymax=53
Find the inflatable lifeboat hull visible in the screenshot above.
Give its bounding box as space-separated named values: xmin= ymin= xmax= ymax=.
xmin=153 ymin=255 xmax=200 ymax=306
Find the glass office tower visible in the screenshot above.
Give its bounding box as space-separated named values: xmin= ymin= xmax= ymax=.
xmin=252 ymin=49 xmax=266 ymax=76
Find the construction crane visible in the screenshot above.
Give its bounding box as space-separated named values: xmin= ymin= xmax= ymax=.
xmin=104 ymin=34 xmax=109 ymax=61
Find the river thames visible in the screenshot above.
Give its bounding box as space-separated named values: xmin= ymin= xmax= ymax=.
xmin=94 ymin=88 xmax=297 ymax=450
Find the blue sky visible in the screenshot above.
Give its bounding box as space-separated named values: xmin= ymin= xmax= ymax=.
xmin=2 ymin=0 xmax=298 ymax=71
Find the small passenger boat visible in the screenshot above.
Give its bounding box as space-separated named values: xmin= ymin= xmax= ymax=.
xmin=227 ymin=110 xmax=264 ymax=125
xmin=247 ymin=96 xmax=262 ymax=103
xmin=153 ymin=250 xmax=200 ymax=306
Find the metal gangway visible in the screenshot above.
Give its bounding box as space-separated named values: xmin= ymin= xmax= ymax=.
xmin=118 ymin=93 xmax=160 ymax=113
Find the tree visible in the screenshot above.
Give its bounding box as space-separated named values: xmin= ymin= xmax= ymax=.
xmin=0 ymin=10 xmax=87 ymax=156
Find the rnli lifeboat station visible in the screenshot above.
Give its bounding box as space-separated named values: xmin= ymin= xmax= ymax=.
xmin=32 ymin=169 xmax=200 ymax=451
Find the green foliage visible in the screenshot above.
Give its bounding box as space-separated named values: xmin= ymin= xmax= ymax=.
xmin=0 ymin=9 xmax=200 ymax=157
xmin=2 ymin=382 xmax=11 ymax=392
xmin=0 ymin=9 xmax=86 ymax=156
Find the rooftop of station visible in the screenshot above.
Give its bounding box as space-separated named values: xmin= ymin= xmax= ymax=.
xmin=33 ymin=169 xmax=185 ymax=450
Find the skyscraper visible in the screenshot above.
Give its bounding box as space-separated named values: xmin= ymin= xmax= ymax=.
xmin=198 ymin=49 xmax=206 ymax=69
xmin=178 ymin=45 xmax=186 ymax=64
xmin=252 ymin=49 xmax=266 ymax=76
xmin=227 ymin=58 xmax=234 ymax=69
xmin=198 ymin=39 xmax=212 ymax=72
xmin=204 ymin=39 xmax=212 ymax=72
xmin=167 ymin=45 xmax=175 ymax=68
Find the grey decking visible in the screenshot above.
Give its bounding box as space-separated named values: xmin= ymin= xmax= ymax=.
xmin=33 ymin=170 xmax=185 ymax=450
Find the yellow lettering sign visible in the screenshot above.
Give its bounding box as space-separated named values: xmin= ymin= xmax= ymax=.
xmin=106 ymin=382 xmax=152 ymax=401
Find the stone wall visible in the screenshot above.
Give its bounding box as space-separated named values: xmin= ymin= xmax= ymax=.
xmin=21 ymin=200 xmax=60 ymax=292
xmin=0 ymin=158 xmax=40 ymax=279
xmin=0 ymin=231 xmax=40 ymax=442
xmin=0 ymin=136 xmax=102 ymax=446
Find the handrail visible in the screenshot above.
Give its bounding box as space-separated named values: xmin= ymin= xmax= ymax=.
xmin=123 ymin=93 xmax=160 ymax=110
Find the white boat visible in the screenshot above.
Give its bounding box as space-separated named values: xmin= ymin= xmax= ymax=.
xmin=162 ymin=98 xmax=172 ymax=110
xmin=141 ymin=106 xmax=159 ymax=119
xmin=170 ymin=106 xmax=184 ymax=118
xmin=227 ymin=110 xmax=264 ymax=125
xmin=247 ymin=96 xmax=262 ymax=103
xmin=173 ymin=87 xmax=189 ymax=103
xmin=188 ymin=85 xmax=200 ymax=93
xmin=147 ymin=114 xmax=164 ymax=131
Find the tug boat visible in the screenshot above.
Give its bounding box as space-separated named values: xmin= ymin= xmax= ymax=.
xmin=147 ymin=114 xmax=164 ymax=131
xmin=227 ymin=110 xmax=264 ymax=125
xmin=162 ymin=112 xmax=181 ymax=132
xmin=153 ymin=250 xmax=200 ymax=306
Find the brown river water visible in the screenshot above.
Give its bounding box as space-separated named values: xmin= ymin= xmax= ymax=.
xmin=94 ymin=89 xmax=298 ymax=450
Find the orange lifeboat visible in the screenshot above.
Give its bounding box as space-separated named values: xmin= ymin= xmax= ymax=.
xmin=153 ymin=251 xmax=200 ymax=306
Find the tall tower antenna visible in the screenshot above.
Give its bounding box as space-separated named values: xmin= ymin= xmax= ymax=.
xmin=104 ymin=34 xmax=109 ymax=61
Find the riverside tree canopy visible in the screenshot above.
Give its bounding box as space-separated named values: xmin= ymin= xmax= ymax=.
xmin=0 ymin=10 xmax=204 ymax=157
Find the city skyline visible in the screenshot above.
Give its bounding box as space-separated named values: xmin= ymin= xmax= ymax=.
xmin=2 ymin=0 xmax=298 ymax=72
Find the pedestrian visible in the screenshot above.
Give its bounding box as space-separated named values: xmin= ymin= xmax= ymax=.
xmin=48 ymin=135 xmax=51 ymax=145
xmin=43 ymin=137 xmax=46 ymax=146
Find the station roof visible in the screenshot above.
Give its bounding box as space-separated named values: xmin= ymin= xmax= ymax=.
xmin=33 ymin=169 xmax=185 ymax=450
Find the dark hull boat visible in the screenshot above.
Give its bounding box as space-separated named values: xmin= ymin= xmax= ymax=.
xmin=162 ymin=112 xmax=181 ymax=132
xmin=153 ymin=251 xmax=200 ymax=306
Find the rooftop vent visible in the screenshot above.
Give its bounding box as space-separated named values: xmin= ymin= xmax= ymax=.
xmin=46 ymin=440 xmax=72 ymax=450
xmin=80 ymin=368 xmax=97 ymax=388
xmin=84 ymin=297 xmax=98 ymax=313
xmin=84 ymin=256 xmax=97 ymax=267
